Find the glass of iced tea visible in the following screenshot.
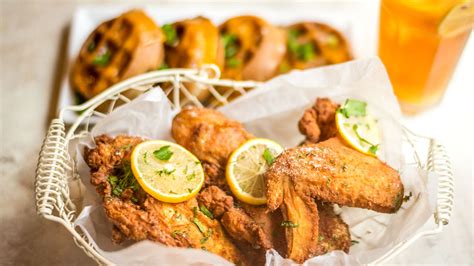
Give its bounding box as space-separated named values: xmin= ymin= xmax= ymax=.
xmin=378 ymin=0 xmax=472 ymax=114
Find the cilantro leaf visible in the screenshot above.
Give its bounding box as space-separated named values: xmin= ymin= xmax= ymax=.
xmin=92 ymin=49 xmax=111 ymax=66
xmin=262 ymin=148 xmax=276 ymax=166
xmin=339 ymin=99 xmax=367 ymax=118
xmin=193 ymin=218 xmax=206 ymax=234
xmin=281 ymin=220 xmax=299 ymax=228
xmin=162 ymin=24 xmax=178 ymax=46
xmin=153 ymin=146 xmax=173 ymax=161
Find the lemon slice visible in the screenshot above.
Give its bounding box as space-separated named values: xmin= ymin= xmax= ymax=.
xmin=438 ymin=2 xmax=474 ymax=38
xmin=131 ymin=140 xmax=204 ymax=203
xmin=336 ymin=99 xmax=381 ymax=156
xmin=226 ymin=138 xmax=284 ymax=205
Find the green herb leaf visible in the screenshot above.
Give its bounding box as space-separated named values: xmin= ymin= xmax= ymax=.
xmin=158 ymin=62 xmax=169 ymax=70
xmin=403 ymin=192 xmax=413 ymax=202
xmin=222 ymin=33 xmax=239 ymax=59
xmin=153 ymin=146 xmax=173 ymax=161
xmin=200 ymin=228 xmax=213 ymax=244
xmin=318 ymin=235 xmax=325 ymax=241
xmin=287 ymin=29 xmax=301 ymax=54
xmin=193 ymin=218 xmax=206 ymax=234
xmin=263 ymin=148 xmax=276 ymax=166
xmin=368 ymin=144 xmax=379 ymax=155
xmin=87 ymin=41 xmax=96 ymax=52
xmin=199 ymin=205 xmax=214 ymax=219
xmin=172 ymin=230 xmax=185 ymax=239
xmin=108 ymin=176 xmax=118 ymax=186
xmin=222 ymin=33 xmax=237 ymax=47
xmin=226 ymin=58 xmax=241 ymax=68
xmin=339 ymin=99 xmax=367 ymax=118
xmin=186 ymin=172 xmax=196 ymax=181
xmin=351 ymin=240 xmax=359 ymax=245
xmin=92 ymin=50 xmax=111 ymax=67
xmin=162 ymin=24 xmax=178 ymax=46
xmin=296 ymin=43 xmax=315 ymax=61
xmin=143 ymin=152 xmax=148 ymax=164
xmin=352 ymin=124 xmax=377 ymax=148
xmin=281 ymin=220 xmax=299 ymax=228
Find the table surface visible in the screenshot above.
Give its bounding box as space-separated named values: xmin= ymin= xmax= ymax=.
xmin=0 ymin=1 xmax=472 ymax=265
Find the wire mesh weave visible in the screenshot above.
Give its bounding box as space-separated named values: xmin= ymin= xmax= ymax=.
xmin=35 ymin=65 xmax=454 ymax=265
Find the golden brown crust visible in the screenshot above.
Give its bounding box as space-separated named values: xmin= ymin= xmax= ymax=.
xmin=298 ymin=97 xmax=340 ymax=143
xmin=85 ymin=135 xmax=246 ymax=265
xmin=71 ymin=10 xmax=164 ymax=100
xmin=220 ymin=15 xmax=286 ymax=81
xmin=314 ymin=202 xmax=351 ymax=256
xmin=172 ymin=106 xmax=253 ymax=189
xmin=278 ymin=22 xmax=352 ymax=74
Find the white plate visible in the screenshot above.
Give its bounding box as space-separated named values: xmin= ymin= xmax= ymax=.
xmin=58 ymin=1 xmax=380 ymax=123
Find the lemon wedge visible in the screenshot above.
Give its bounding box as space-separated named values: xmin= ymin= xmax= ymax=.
xmin=336 ymin=99 xmax=381 ymax=156
xmin=438 ymin=2 xmax=474 ymax=38
xmin=131 ymin=140 xmax=204 ymax=203
xmin=226 ymin=138 xmax=284 ymax=205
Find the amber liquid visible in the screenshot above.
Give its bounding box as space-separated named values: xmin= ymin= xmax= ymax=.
xmin=379 ymin=0 xmax=470 ymax=114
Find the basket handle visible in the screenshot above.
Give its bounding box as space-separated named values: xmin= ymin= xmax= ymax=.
xmin=35 ymin=118 xmax=71 ymax=217
xmin=427 ymin=139 xmax=454 ymax=226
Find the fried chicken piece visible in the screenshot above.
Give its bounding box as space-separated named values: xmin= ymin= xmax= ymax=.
xmin=298 ymin=98 xmax=339 ymax=143
xmin=314 ymin=202 xmax=351 ymax=256
xmin=265 ymin=137 xmax=403 ymax=262
xmin=85 ymin=135 xmax=246 ymax=265
xmin=172 ymin=106 xmax=253 ymax=189
xmin=197 ymin=186 xmax=271 ymax=250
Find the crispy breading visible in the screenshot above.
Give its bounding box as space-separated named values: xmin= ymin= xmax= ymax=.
xmin=265 ymin=137 xmax=403 ymax=262
xmin=314 ymin=202 xmax=351 ymax=256
xmin=85 ymin=135 xmax=246 ymax=265
xmin=172 ymin=106 xmax=253 ymax=189
xmin=298 ymin=98 xmax=339 ymax=143
xmin=197 ymin=186 xmax=271 ymax=250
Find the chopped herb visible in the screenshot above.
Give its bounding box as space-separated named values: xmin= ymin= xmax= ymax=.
xmin=351 ymin=240 xmax=359 ymax=245
xmin=158 ymin=62 xmax=169 ymax=70
xmin=368 ymin=144 xmax=379 ymax=155
xmin=352 ymin=124 xmax=379 ymax=154
xmin=318 ymin=235 xmax=325 ymax=241
xmin=338 ymin=99 xmax=367 ymax=118
xmin=341 ymin=164 xmax=348 ymax=172
xmin=296 ymin=43 xmax=315 ymax=61
xmin=287 ymin=29 xmax=301 ymax=54
xmin=193 ymin=206 xmax=198 ymax=216
xmin=169 ymin=190 xmax=177 ymax=194
xmin=403 ymin=192 xmax=413 ymax=202
xmin=201 ymin=246 xmax=208 ymax=251
xmin=187 ymin=188 xmax=193 ymax=193
xmin=281 ymin=220 xmax=299 ymax=228
xmin=193 ymin=218 xmax=206 ymax=234
xmin=120 ymin=144 xmax=132 ymax=151
xmin=326 ymin=177 xmax=331 ymax=186
xmin=187 ymin=172 xmax=196 ymax=181
xmin=200 ymin=228 xmax=214 ymax=244
xmin=153 ymin=145 xmax=173 ymax=161
xmin=199 ymin=205 xmax=214 ymax=219
xmin=87 ymin=41 xmax=96 ymax=52
xmin=226 ymin=58 xmax=241 ymax=68
xmin=172 ymin=230 xmax=185 ymax=239
xmin=326 ymin=34 xmax=340 ymax=48
xmin=222 ymin=33 xmax=238 ymax=59
xmin=143 ymin=152 xmax=149 ymax=164
xmin=262 ymin=148 xmax=276 ymax=166
xmin=92 ymin=49 xmax=111 ymax=66
xmin=156 ymin=168 xmax=175 ymax=176
xmin=279 ymin=62 xmax=290 ymax=73
xmin=162 ymin=24 xmax=178 ymax=46
xmin=109 ymin=161 xmax=140 ymax=197
xmin=195 ymin=161 xmax=201 ymax=165
xmin=131 ymin=196 xmax=138 ymax=203
xmin=183 ymin=165 xmax=188 ymax=174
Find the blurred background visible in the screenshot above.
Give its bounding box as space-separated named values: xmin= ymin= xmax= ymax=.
xmin=0 ymin=0 xmax=472 ymax=265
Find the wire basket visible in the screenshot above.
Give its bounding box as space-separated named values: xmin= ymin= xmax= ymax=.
xmin=35 ymin=65 xmax=454 ymax=265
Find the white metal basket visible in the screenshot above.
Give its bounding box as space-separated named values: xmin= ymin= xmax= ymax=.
xmin=35 ymin=65 xmax=454 ymax=265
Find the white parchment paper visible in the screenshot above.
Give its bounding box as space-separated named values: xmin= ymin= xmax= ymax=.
xmin=72 ymin=58 xmax=435 ymax=265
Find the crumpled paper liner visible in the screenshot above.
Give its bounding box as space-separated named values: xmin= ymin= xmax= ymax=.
xmin=71 ymin=58 xmax=435 ymax=265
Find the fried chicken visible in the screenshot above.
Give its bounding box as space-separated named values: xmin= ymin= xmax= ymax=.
xmin=265 ymin=137 xmax=404 ymax=262
xmin=314 ymin=202 xmax=351 ymax=256
xmin=172 ymin=106 xmax=253 ymax=189
xmin=85 ymin=135 xmax=246 ymax=265
xmin=299 ymin=98 xmax=339 ymax=144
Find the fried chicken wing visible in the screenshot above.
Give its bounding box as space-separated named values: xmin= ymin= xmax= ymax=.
xmin=172 ymin=106 xmax=253 ymax=189
xmin=298 ymin=98 xmax=339 ymax=144
xmin=265 ymin=137 xmax=403 ymax=262
xmin=315 ymin=202 xmax=351 ymax=256
xmin=85 ymin=135 xmax=246 ymax=265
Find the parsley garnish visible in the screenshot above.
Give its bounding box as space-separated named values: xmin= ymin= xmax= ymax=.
xmin=318 ymin=235 xmax=325 ymax=241
xmin=281 ymin=220 xmax=299 ymax=228
xmin=226 ymin=58 xmax=241 ymax=68
xmin=186 ymin=172 xmax=196 ymax=181
xmin=158 ymin=62 xmax=169 ymax=70
xmin=338 ymin=99 xmax=367 ymax=118
xmin=156 ymin=168 xmax=175 ymax=176
xmin=263 ymin=148 xmax=276 ymax=166
xmin=193 ymin=218 xmax=206 ymax=234
xmin=87 ymin=41 xmax=96 ymax=52
xmin=92 ymin=49 xmax=111 ymax=67
xmin=352 ymin=124 xmax=378 ymax=155
xmin=200 ymin=228 xmax=213 ymax=244
xmin=172 ymin=230 xmax=185 ymax=239
xmin=287 ymin=29 xmax=316 ymax=61
xmin=222 ymin=33 xmax=238 ymax=59
xmin=143 ymin=152 xmax=148 ymax=164
xmin=199 ymin=205 xmax=214 ymax=219
xmin=108 ymin=161 xmax=140 ymax=198
xmin=162 ymin=24 xmax=178 ymax=46
xmin=153 ymin=145 xmax=173 ymax=161
xmin=403 ymin=192 xmax=413 ymax=202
